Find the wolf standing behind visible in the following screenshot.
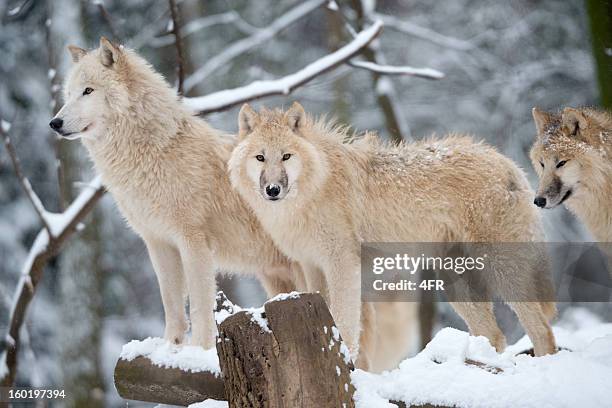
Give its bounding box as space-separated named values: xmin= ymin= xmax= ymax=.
xmin=229 ymin=102 xmax=557 ymax=358
xmin=531 ymin=107 xmax=612 ymax=242
xmin=49 ymin=38 xmax=305 ymax=348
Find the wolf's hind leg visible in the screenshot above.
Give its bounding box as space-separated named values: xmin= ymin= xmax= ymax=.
xmin=145 ymin=238 xmax=188 ymax=345
xmin=509 ymin=302 xmax=556 ymax=356
xmin=451 ymin=301 xmax=507 ymax=352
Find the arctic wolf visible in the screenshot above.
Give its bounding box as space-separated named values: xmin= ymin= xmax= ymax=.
xmin=229 ymin=102 xmax=557 ymax=357
xmin=49 ymin=38 xmax=306 ymax=349
xmin=531 ymin=107 xmax=612 ymax=242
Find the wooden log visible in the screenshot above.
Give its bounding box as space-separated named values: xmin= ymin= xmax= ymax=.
xmin=114 ymin=355 xmax=225 ymax=406
xmin=215 ymin=292 xmax=356 ymax=408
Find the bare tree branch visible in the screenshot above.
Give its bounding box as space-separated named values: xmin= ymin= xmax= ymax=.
xmin=346 ymin=0 xmax=413 ymax=143
xmin=1 ymin=122 xmax=53 ymax=236
xmin=373 ymin=13 xmax=474 ymax=51
xmin=168 ymin=0 xmax=186 ymax=95
xmin=150 ymin=11 xmax=258 ymax=48
xmin=183 ymin=0 xmax=328 ymax=93
xmin=184 ymin=21 xmax=384 ymax=114
xmin=348 ymin=60 xmax=445 ymax=79
xmin=95 ymin=1 xmax=119 ymax=40
xmin=0 ymin=175 xmax=104 ymax=386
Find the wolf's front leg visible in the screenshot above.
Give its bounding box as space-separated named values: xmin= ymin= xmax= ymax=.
xmin=180 ymin=238 xmax=216 ymax=349
xmin=325 ymin=256 xmax=362 ymax=363
xmin=144 ymin=238 xmax=188 ymax=344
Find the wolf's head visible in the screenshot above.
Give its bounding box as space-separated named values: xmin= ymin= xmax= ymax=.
xmin=228 ymin=102 xmax=328 ymax=205
xmin=530 ymin=107 xmax=608 ymax=209
xmin=49 ymin=37 xmax=131 ymax=141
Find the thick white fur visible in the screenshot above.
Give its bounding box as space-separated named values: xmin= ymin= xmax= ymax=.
xmin=54 ymin=38 xmax=305 ymax=348
xmin=229 ymin=103 xmax=558 ymax=358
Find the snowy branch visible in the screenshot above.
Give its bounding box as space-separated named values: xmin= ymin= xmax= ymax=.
xmin=168 ymin=0 xmax=186 ymax=95
xmin=95 ymin=1 xmax=119 ymax=40
xmin=184 ymin=21 xmax=383 ymax=114
xmin=348 ymin=60 xmax=445 ymax=79
xmin=373 ymin=13 xmax=474 ymax=51
xmin=0 ymin=123 xmax=105 ymax=386
xmin=183 ymin=0 xmax=328 ymax=93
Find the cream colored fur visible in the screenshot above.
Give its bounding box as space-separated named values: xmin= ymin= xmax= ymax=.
xmin=53 ymin=38 xmax=306 ymax=348
xmin=531 ymin=107 xmax=612 ymax=242
xmin=229 ymin=103 xmax=558 ymax=358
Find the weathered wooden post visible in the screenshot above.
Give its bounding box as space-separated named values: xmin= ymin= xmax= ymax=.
xmin=215 ymin=292 xmax=356 ymax=408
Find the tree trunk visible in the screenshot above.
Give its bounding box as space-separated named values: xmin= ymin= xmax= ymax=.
xmin=586 ymin=0 xmax=612 ymax=109
xmin=215 ymin=292 xmax=356 ymax=408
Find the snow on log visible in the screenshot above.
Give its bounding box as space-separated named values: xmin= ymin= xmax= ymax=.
xmin=114 ymin=338 xmax=224 ymax=406
xmin=214 ymin=291 xmax=356 ymax=408
xmin=183 ymin=0 xmax=328 ymax=92
xmin=183 ymin=20 xmax=383 ymax=114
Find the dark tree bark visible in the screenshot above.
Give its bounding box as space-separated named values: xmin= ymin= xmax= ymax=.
xmin=215 ymin=292 xmax=356 ymax=408
xmin=586 ymin=0 xmax=612 ymax=109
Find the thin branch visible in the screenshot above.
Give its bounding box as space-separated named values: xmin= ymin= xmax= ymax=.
xmin=373 ymin=13 xmax=474 ymax=51
xmin=0 ymin=176 xmax=105 ymax=387
xmin=348 ymin=60 xmax=445 ymax=79
xmin=95 ymin=1 xmax=119 ymax=40
xmin=168 ymin=0 xmax=186 ymax=95
xmin=149 ymin=11 xmax=258 ymax=48
xmin=183 ymin=0 xmax=328 ymax=93
xmin=1 ymin=122 xmax=53 ymax=236
xmin=184 ymin=21 xmax=384 ymax=114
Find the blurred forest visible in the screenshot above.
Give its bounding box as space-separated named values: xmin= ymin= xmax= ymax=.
xmin=0 ymin=0 xmax=610 ymax=406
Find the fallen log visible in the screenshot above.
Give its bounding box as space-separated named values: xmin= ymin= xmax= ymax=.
xmin=114 ymin=355 xmax=224 ymax=406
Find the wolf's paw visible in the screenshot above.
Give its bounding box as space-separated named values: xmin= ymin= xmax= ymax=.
xmin=189 ymin=330 xmax=215 ymax=349
xmin=164 ymin=321 xmax=188 ymax=345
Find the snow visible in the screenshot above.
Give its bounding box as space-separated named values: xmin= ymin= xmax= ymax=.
xmin=189 ymin=400 xmax=228 ymax=408
xmin=352 ymin=322 xmax=612 ymax=408
xmin=1 ymin=120 xmax=11 ymax=132
xmin=184 ymin=20 xmax=383 ymax=113
xmin=350 ymin=60 xmax=444 ymax=79
xmin=43 ymin=176 xmax=103 ymax=237
xmin=120 ymin=337 xmax=221 ymax=375
xmin=268 ymin=291 xmax=301 ymax=302
xmin=214 ymin=299 xmax=270 ymax=332
xmin=47 ymin=69 xmax=56 ymax=80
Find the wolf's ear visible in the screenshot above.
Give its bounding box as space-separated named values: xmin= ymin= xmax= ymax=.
xmin=67 ymin=45 xmax=86 ymax=63
xmin=561 ymin=107 xmax=588 ymax=137
xmin=238 ymin=104 xmax=258 ymax=139
xmin=99 ymin=37 xmax=121 ymax=68
xmin=532 ymin=107 xmax=555 ymax=136
xmin=286 ymin=102 xmax=305 ymax=132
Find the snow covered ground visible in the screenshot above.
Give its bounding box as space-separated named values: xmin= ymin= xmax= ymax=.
xmin=353 ymin=308 xmax=612 ymax=408
xmin=124 ymin=308 xmax=612 ymax=408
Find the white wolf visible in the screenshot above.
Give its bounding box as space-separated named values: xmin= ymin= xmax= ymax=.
xmin=50 ymin=38 xmax=306 ymax=348
xmin=229 ymin=102 xmax=557 ymax=358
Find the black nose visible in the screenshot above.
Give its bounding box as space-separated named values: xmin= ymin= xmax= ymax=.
xmin=265 ymin=184 xmax=281 ymax=198
xmin=49 ymin=118 xmax=63 ymax=130
xmin=534 ymin=197 xmax=547 ymax=208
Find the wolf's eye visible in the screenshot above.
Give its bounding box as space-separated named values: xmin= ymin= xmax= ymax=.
xmin=282 ymin=153 xmax=291 ymax=161
xmin=83 ymin=87 xmax=94 ymax=95
xmin=540 ymin=161 xmax=544 ymax=168
xmin=556 ymin=160 xmax=567 ymax=168
xmin=255 ymin=154 xmax=265 ymax=162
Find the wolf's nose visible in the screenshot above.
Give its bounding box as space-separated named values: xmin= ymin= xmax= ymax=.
xmin=265 ymin=184 xmax=281 ymax=198
xmin=49 ymin=118 xmax=63 ymax=130
xmin=534 ymin=197 xmax=547 ymax=208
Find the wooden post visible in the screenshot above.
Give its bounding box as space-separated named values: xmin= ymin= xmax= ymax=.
xmin=215 ymin=292 xmax=356 ymax=408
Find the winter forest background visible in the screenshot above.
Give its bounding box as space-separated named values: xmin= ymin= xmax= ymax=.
xmin=0 ymin=0 xmax=610 ymax=406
